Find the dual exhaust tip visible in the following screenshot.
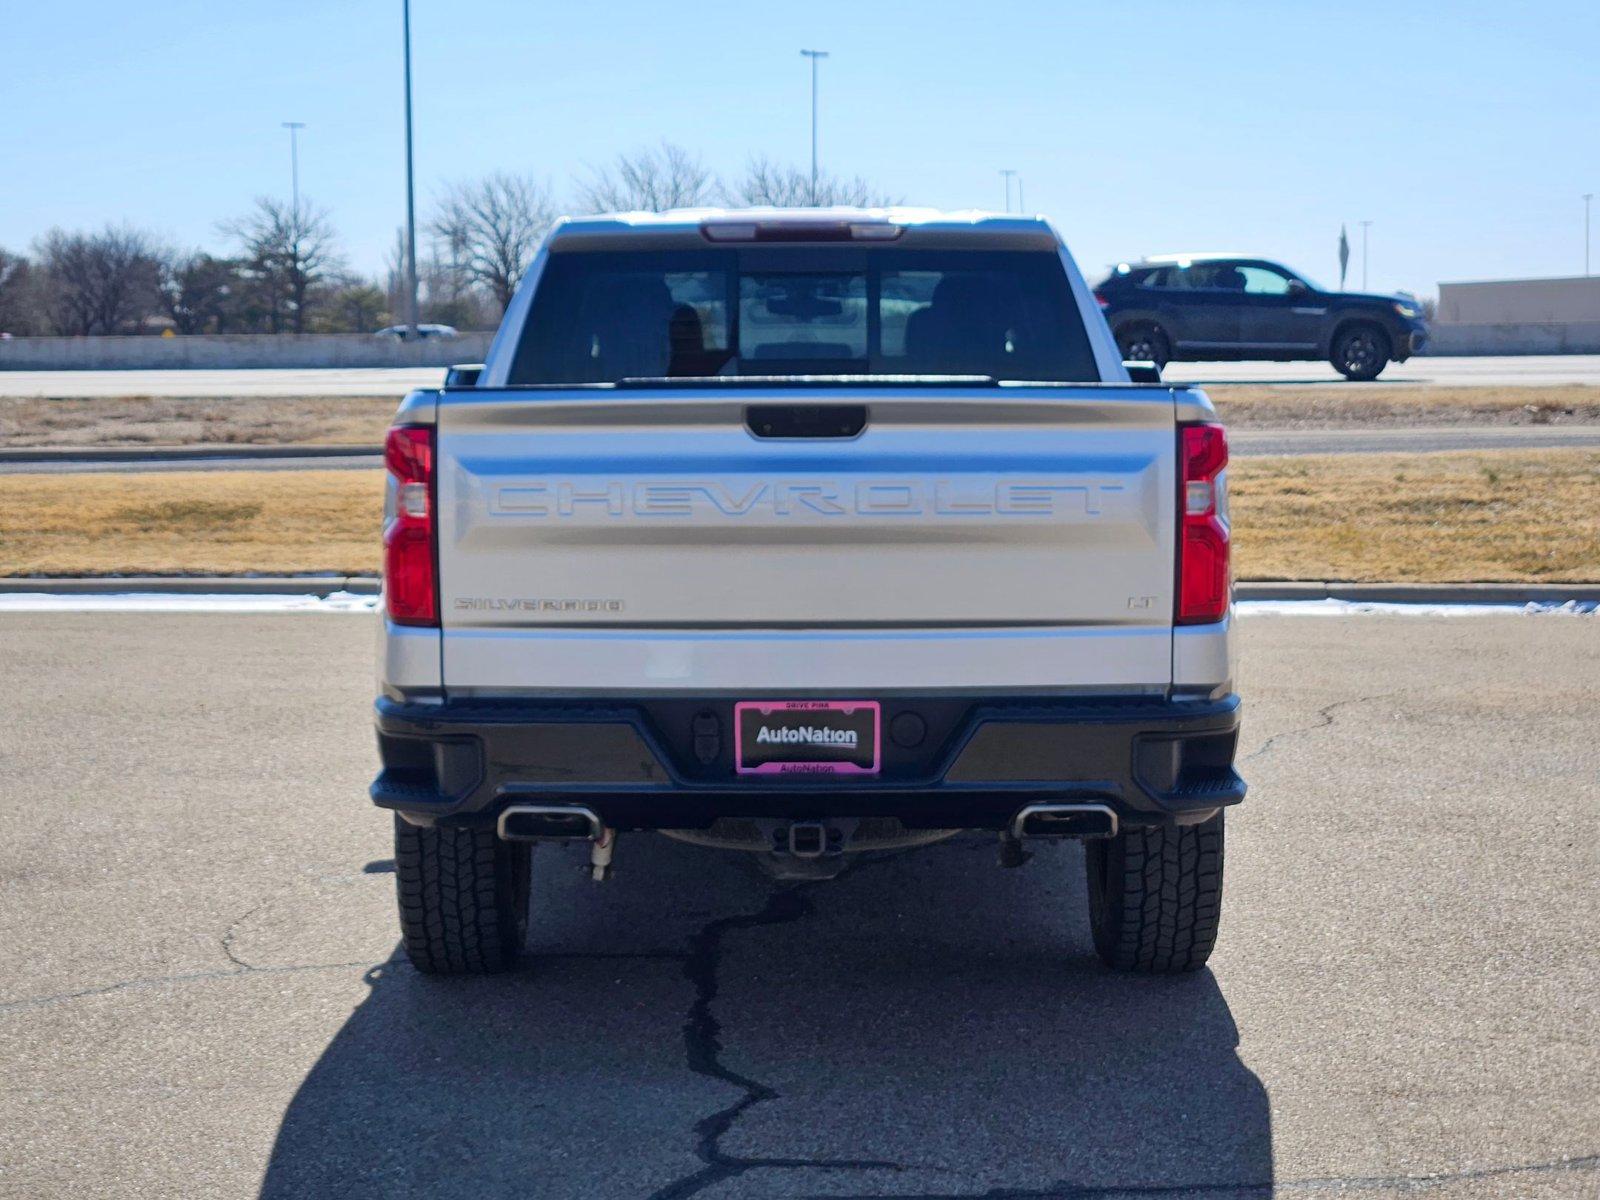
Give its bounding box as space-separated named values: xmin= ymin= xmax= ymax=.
xmin=497 ymin=802 xmax=1118 ymax=844
xmin=498 ymin=805 xmax=604 ymax=842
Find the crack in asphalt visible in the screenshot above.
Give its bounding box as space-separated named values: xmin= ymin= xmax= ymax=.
xmin=800 ymin=1149 xmax=1600 ymax=1198
xmin=1243 ymin=693 xmax=1398 ymax=763
xmin=0 ymin=896 xmax=391 ymax=1016
xmin=648 ymin=863 xmax=906 ymax=1200
xmin=0 ymin=958 xmax=380 ymax=1015
xmin=220 ymin=898 xmax=272 ymax=969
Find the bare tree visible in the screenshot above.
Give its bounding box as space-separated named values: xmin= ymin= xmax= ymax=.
xmin=577 ymin=142 xmax=716 ymax=213
xmin=383 ymin=228 xmax=491 ymax=330
xmin=222 ymin=198 xmax=342 ymax=334
xmin=430 ymin=173 xmax=553 ymax=312
xmin=724 ymin=156 xmax=899 ymax=208
xmin=0 ymin=248 xmax=49 ymax=336
xmin=35 ymin=225 xmax=167 ymax=335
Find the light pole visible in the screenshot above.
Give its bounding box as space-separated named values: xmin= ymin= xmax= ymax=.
xmin=1585 ymin=194 xmax=1593 ymax=276
xmin=1360 ymin=219 xmax=1373 ymax=290
xmin=800 ymin=49 xmax=829 ymax=204
xmin=281 ymin=122 xmax=306 ymax=216
xmin=1000 ymin=169 xmax=1016 ymax=213
xmin=402 ymin=0 xmax=419 ymax=338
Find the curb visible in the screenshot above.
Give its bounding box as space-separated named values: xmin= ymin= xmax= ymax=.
xmin=0 ymin=577 xmax=1595 ymax=605
xmin=0 ymin=445 xmax=375 ymax=464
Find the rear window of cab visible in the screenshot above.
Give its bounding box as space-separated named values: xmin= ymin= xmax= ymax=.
xmin=508 ymin=247 xmax=1100 ymax=385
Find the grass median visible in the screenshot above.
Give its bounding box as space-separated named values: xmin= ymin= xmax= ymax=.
xmin=1 ymin=449 xmax=1596 ymax=581
xmin=3 ymin=385 xmax=1598 ymax=450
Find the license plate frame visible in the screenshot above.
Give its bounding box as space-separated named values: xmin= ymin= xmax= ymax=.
xmin=733 ymin=700 xmax=881 ymax=776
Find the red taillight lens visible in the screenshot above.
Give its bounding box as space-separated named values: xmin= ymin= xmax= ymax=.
xmin=1177 ymin=422 xmax=1230 ymax=625
xmin=384 ymin=425 xmax=437 ymax=626
xmin=1093 ymin=291 xmax=1110 ymax=309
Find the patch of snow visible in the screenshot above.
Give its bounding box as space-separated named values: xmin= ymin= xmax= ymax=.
xmin=0 ymin=591 xmax=380 ymax=613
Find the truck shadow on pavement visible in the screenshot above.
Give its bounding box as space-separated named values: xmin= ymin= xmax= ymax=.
xmin=260 ymin=834 xmax=1271 ymax=1199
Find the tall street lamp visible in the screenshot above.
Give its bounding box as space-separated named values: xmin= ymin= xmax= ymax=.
xmin=402 ymin=0 xmax=419 ymax=338
xmin=281 ymin=122 xmax=306 ymax=216
xmin=992 ymin=169 xmax=1017 ymax=214
xmin=800 ymin=49 xmax=829 ymax=204
xmin=1585 ymin=193 xmax=1593 ymax=276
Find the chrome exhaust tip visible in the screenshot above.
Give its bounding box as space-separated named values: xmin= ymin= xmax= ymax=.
xmin=497 ymin=804 xmax=603 ymax=842
xmin=1010 ymin=803 xmax=1118 ymax=841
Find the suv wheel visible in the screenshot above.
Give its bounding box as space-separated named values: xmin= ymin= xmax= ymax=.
xmin=394 ymin=816 xmax=530 ymax=974
xmin=1116 ymin=323 xmax=1170 ymax=369
xmin=1331 ymin=323 xmax=1391 ymax=380
xmin=1085 ymin=813 xmax=1223 ymax=973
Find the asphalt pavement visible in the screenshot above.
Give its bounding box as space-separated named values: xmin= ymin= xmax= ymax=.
xmin=0 ymin=612 xmax=1595 ymax=1198
xmin=2 ymin=355 xmax=1600 ymax=399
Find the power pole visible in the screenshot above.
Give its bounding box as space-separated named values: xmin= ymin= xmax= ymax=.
xmin=1360 ymin=220 xmax=1373 ymax=290
xmin=1585 ymin=194 xmax=1594 ymax=276
xmin=800 ymin=49 xmax=829 ymax=204
xmin=1000 ymin=169 xmax=1016 ymax=213
xmin=402 ymin=0 xmax=419 ymax=338
xmin=1016 ymin=174 xmax=1024 ymax=214
xmin=281 ymin=122 xmax=306 ymax=216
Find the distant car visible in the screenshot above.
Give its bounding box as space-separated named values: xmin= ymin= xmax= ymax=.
xmin=1094 ymin=254 xmax=1428 ymax=380
xmin=375 ymin=323 xmax=459 ymax=340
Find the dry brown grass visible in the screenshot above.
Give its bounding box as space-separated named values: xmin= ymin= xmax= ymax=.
xmin=0 ymin=395 xmax=398 ymax=448
xmin=2 ymin=451 xmax=1596 ymax=581
xmin=1209 ymin=384 xmax=1600 ymax=429
xmin=3 ymin=386 xmax=1599 ymax=450
xmin=1231 ymin=449 xmax=1600 ymax=581
xmin=0 ymin=470 xmax=383 ymax=575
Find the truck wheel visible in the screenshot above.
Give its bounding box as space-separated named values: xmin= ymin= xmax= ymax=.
xmin=394 ymin=816 xmax=530 ymax=974
xmin=1330 ymin=323 xmax=1390 ymax=380
xmin=1085 ymin=813 xmax=1224 ymax=973
xmin=1116 ymin=322 xmax=1170 ymax=368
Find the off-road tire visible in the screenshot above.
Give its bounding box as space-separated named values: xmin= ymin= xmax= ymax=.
xmin=1085 ymin=813 xmax=1224 ymax=973
xmin=395 ymin=816 xmax=530 ymax=974
xmin=1330 ymin=322 xmax=1391 ymax=381
xmin=1116 ymin=322 xmax=1171 ymax=369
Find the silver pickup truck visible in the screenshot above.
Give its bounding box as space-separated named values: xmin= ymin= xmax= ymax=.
xmin=372 ymin=208 xmax=1243 ymax=976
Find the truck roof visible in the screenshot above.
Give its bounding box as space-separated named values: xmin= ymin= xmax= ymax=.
xmin=1138 ymin=252 xmax=1253 ymax=264
xmin=548 ymin=207 xmax=1055 ymax=245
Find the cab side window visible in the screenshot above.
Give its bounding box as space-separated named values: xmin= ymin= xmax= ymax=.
xmin=1237 ymin=265 xmax=1296 ymax=295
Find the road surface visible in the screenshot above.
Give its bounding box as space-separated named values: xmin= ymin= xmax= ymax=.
xmin=0 ymin=612 xmax=1594 ymax=1198
xmin=2 ymin=355 xmax=1600 ymax=398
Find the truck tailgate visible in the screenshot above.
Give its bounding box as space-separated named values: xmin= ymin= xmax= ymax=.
xmin=434 ymin=387 xmax=1179 ymax=692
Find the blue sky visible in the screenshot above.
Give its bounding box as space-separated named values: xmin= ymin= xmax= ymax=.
xmin=3 ymin=0 xmax=1595 ymax=296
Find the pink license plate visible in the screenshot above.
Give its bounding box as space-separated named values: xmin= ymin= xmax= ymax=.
xmin=734 ymin=700 xmax=881 ymax=776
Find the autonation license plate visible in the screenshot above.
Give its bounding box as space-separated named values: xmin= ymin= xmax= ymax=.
xmin=734 ymin=700 xmax=880 ymax=776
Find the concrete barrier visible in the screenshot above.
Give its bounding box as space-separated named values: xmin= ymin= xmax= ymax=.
xmin=0 ymin=332 xmax=494 ymax=370
xmin=1428 ymin=322 xmax=1600 ymax=356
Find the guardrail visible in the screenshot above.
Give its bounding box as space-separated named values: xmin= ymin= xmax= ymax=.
xmin=1427 ymin=322 xmax=1600 ymax=356
xmin=0 ymin=332 xmax=494 ymax=370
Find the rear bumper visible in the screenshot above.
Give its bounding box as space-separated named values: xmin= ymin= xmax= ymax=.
xmin=371 ymin=692 xmax=1244 ymax=833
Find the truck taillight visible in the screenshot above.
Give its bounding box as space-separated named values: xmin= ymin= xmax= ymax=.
xmin=1093 ymin=291 xmax=1110 ymax=309
xmin=1177 ymin=422 xmax=1230 ymax=625
xmin=384 ymin=425 xmax=437 ymax=626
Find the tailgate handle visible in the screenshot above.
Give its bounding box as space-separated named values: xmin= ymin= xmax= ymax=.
xmin=746 ymin=404 xmax=867 ymax=439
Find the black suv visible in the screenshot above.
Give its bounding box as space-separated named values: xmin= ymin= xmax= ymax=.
xmin=1095 ymin=255 xmax=1428 ymax=380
